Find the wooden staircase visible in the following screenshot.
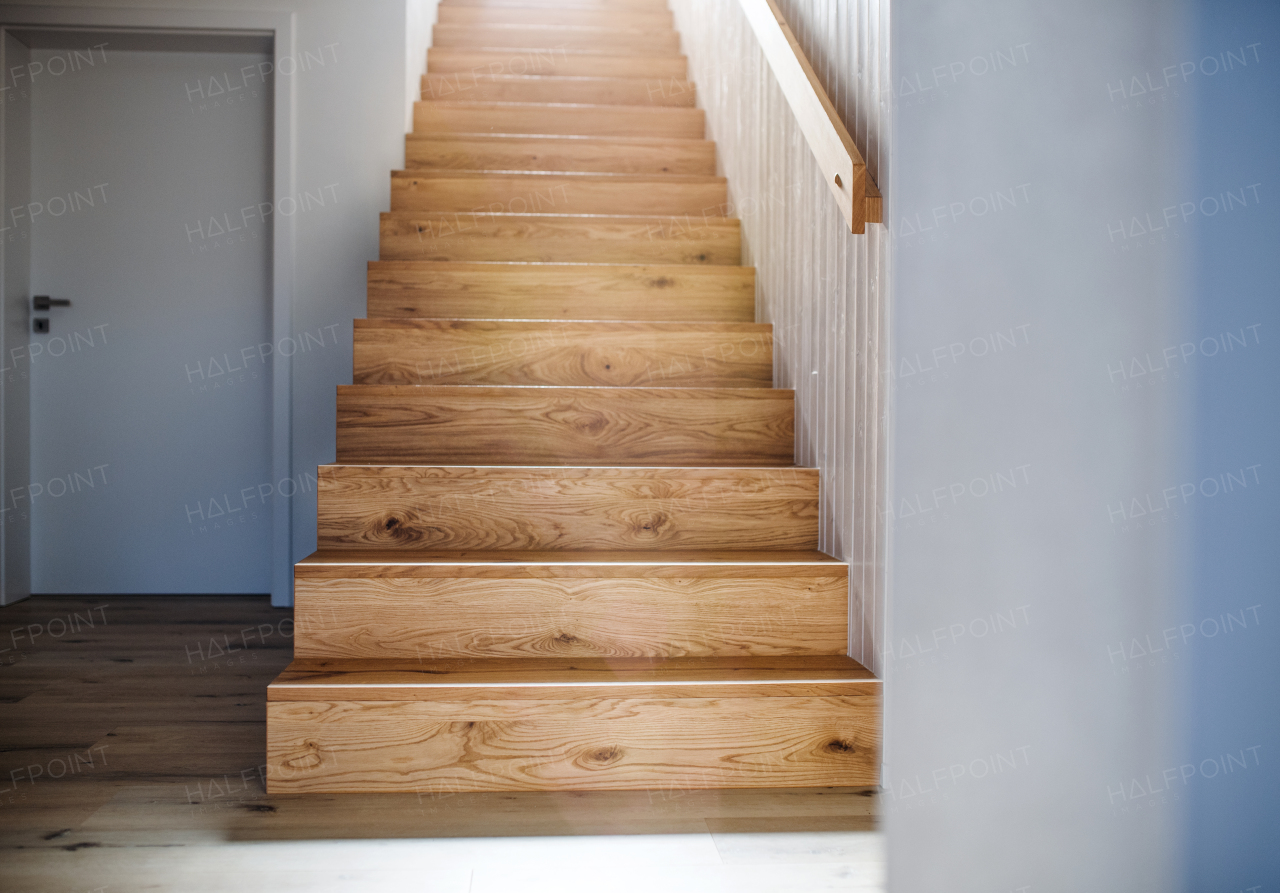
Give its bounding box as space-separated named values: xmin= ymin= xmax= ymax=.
xmin=265 ymin=0 xmax=881 ymax=794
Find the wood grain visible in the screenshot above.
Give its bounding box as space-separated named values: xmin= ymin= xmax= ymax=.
xmin=404 ymin=134 xmax=717 ymax=176
xmin=431 ymin=23 xmax=681 ymax=55
xmin=315 ymin=465 xmax=820 ymax=552
xmin=0 ymin=594 xmax=879 ymax=864
xmin=352 ymin=320 xmax=773 ymax=388
xmin=437 ymin=7 xmax=674 ymax=29
xmin=266 ymin=692 xmax=879 ymax=792
xmin=296 ymin=548 xmax=844 ymax=569
xmin=366 ymin=261 xmax=755 ymax=322
xmin=421 ymin=72 xmax=695 ymax=107
xmin=292 ymin=564 xmax=847 ymax=659
xmin=270 ymin=655 xmax=877 ymax=698
xmin=426 ymin=47 xmax=689 ymax=80
xmin=865 ymin=175 xmax=883 ymax=223
xmin=334 ymin=385 xmax=795 ymax=466
xmin=379 ymin=213 xmax=741 ymax=265
xmin=389 ymin=170 xmax=727 ymax=217
xmin=414 ymin=101 xmax=705 ymax=139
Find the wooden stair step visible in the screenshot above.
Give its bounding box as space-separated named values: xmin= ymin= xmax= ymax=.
xmin=292 ymin=549 xmax=847 ymax=660
xmin=270 ymin=656 xmax=875 ymax=699
xmin=432 ymin=23 xmax=681 ymax=55
xmin=389 ymin=170 xmax=727 ymax=217
xmin=415 ymin=101 xmax=704 ymax=139
xmin=335 ymin=385 xmax=795 ymax=466
xmin=380 ymin=213 xmax=740 ymax=265
xmin=437 ymin=7 xmax=674 ymax=29
xmin=266 ymin=655 xmax=880 ymax=792
xmin=352 ymin=319 xmax=773 ymax=388
xmin=427 ymin=47 xmax=688 ymax=80
xmin=266 ymin=0 xmax=882 ymax=798
xmin=315 ymin=465 xmax=819 ymax=552
xmin=441 ymin=0 xmax=674 ymax=9
xmin=366 ymin=261 xmax=754 ymax=322
xmin=421 ymin=71 xmax=695 ymax=106
xmin=405 ymin=134 xmax=717 ymax=176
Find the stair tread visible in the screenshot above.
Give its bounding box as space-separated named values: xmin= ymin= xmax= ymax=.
xmin=407 ymin=133 xmax=710 ymax=145
xmin=383 ymin=211 xmax=735 ymax=222
xmin=353 ymin=319 xmax=768 ymax=330
xmin=339 ymin=384 xmax=788 ymax=394
xmin=427 ymin=48 xmax=689 ymax=79
xmin=269 ymin=654 xmax=877 ymax=699
xmin=298 ymin=547 xmax=842 ymax=566
xmin=425 ymin=73 xmax=685 ymax=85
xmin=418 ymin=99 xmax=692 ymax=110
xmin=368 ymin=259 xmax=748 ymax=269
xmin=394 ymin=169 xmax=724 ymax=183
xmin=436 ymin=22 xmax=677 ymax=34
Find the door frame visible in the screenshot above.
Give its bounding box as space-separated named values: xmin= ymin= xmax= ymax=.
xmin=0 ymin=5 xmax=297 ymax=606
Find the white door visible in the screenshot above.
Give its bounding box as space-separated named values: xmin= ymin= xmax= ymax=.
xmin=23 ymin=39 xmax=274 ymax=593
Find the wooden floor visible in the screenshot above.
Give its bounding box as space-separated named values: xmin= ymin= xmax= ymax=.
xmin=0 ymin=595 xmax=882 ymax=891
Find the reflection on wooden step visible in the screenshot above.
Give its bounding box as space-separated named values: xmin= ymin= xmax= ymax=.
xmin=426 ymin=47 xmax=688 ymax=80
xmin=379 ymin=213 xmax=740 ymax=265
xmin=415 ymin=101 xmax=704 ymax=139
xmin=421 ymin=72 xmax=695 ymax=107
xmin=432 ymin=23 xmax=681 ymax=55
xmin=389 ymin=171 xmax=727 ymax=217
xmin=266 ymin=655 xmax=879 ymax=792
xmin=437 ymin=7 xmax=674 ymax=29
xmin=315 ymin=465 xmax=819 ymax=552
xmin=365 ymin=261 xmax=755 ymax=322
xmin=335 ymin=385 xmax=795 ymax=466
xmin=293 ymin=550 xmax=847 ymax=659
xmin=404 ymin=134 xmax=717 ymax=176
xmin=352 ymin=319 xmax=773 ymax=388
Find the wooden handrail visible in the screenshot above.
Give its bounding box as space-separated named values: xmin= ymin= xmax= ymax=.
xmin=738 ymin=0 xmax=881 ymax=233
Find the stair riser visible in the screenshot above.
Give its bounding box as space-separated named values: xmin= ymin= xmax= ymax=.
xmin=432 ymin=24 xmax=681 ymax=55
xmin=366 ymin=262 xmax=755 ymax=322
xmin=405 ymin=136 xmax=717 ymax=176
xmin=379 ymin=215 xmax=741 ymax=266
xmin=390 ymin=173 xmax=726 ymax=218
xmin=353 ymin=321 xmax=772 ymax=388
xmin=267 ymin=695 xmax=880 ymax=792
xmin=421 ymin=73 xmax=694 ymax=107
xmin=316 ymin=466 xmax=820 ymax=552
xmin=427 ymin=48 xmax=688 ymax=80
xmin=415 ymin=103 xmax=704 ymax=140
xmin=293 ymin=572 xmax=848 ymax=659
xmin=437 ymin=8 xmax=674 ymax=28
xmin=335 ymin=387 xmax=795 ymax=466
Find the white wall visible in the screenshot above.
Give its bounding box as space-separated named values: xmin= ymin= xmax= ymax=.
xmin=885 ymin=0 xmax=1191 ymax=888
xmin=0 ymin=0 xmax=415 ymax=602
xmin=670 ymin=0 xmax=891 ymax=676
xmin=405 ymin=0 xmax=440 ymax=131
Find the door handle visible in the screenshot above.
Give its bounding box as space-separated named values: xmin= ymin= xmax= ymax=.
xmin=33 ymin=295 xmax=71 ymax=311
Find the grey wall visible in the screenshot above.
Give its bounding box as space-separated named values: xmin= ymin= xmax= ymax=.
xmin=1184 ymin=0 xmax=1279 ymax=884
xmin=886 ymin=0 xmax=1192 ymax=888
xmin=1 ymin=31 xmax=31 ymax=605
xmin=670 ymin=0 xmax=891 ymax=676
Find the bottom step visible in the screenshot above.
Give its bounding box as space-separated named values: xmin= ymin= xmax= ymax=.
xmin=266 ymin=656 xmax=880 ymax=792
